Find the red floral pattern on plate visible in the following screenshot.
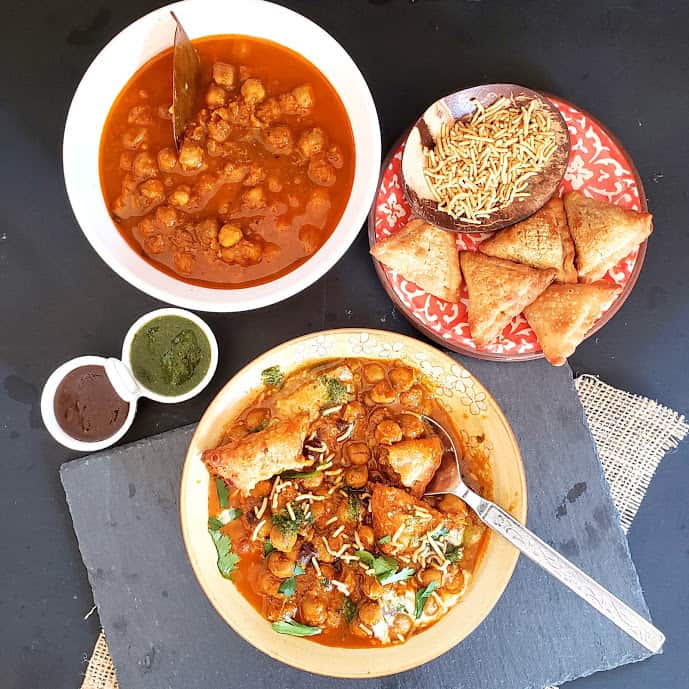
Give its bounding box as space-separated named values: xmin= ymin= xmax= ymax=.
xmin=370 ymin=96 xmax=647 ymax=360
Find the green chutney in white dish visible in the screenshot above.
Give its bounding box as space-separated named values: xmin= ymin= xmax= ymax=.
xmin=129 ymin=315 xmax=211 ymax=396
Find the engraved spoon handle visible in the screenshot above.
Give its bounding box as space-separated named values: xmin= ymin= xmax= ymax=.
xmin=461 ymin=487 xmax=665 ymax=653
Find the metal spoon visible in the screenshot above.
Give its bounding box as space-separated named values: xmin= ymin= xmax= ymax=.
xmin=421 ymin=414 xmax=665 ymax=653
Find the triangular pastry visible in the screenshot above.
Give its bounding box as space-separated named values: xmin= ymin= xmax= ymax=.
xmin=478 ymin=198 xmax=564 ymax=272
xmin=371 ymin=218 xmax=461 ymax=302
xmin=460 ymin=252 xmax=556 ymax=346
xmin=524 ymin=281 xmax=622 ymax=366
xmin=563 ymin=191 xmax=653 ymax=282
xmin=548 ymin=196 xmax=578 ymax=283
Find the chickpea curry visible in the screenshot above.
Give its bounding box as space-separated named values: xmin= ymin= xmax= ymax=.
xmin=202 ymin=358 xmax=492 ymax=646
xmin=100 ymin=36 xmax=355 ymax=288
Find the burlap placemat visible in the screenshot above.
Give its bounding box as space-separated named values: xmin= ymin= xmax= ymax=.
xmin=79 ymin=375 xmax=687 ymax=689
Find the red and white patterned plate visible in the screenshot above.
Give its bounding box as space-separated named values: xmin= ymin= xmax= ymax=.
xmin=368 ymin=95 xmax=649 ymax=361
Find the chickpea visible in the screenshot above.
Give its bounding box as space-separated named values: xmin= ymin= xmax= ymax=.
xmin=257 ymin=570 xmax=282 ymax=596
xmin=292 ymin=84 xmax=315 ymax=113
xmin=206 ymin=84 xmax=228 ymax=108
xmin=398 ymin=413 xmax=425 ymax=440
xmin=343 ymin=401 xmax=365 ymax=422
xmin=419 ymin=568 xmax=443 ymax=587
xmin=437 ymin=494 xmax=468 ymax=516
xmin=195 ymin=218 xmax=219 ymax=247
xmin=212 ymin=61 xmax=235 ymax=89
xmin=122 ymin=127 xmax=147 ymax=149
xmin=154 ymin=205 xmax=179 ymax=230
xmin=444 ymin=565 xmax=465 ymax=593
xmin=319 ymin=564 xmax=335 ymax=580
xmin=423 ymin=595 xmax=440 ymax=616
xmin=267 ymin=175 xmax=282 ymax=193
xmin=326 ymin=607 xmax=343 ymax=629
xmin=307 ymin=155 xmax=336 ymax=187
xmin=223 ymin=161 xmax=249 ymax=184
xmin=157 ymin=103 xmax=173 ymax=120
xmin=370 ymin=381 xmax=397 ymax=405
xmin=375 ymin=420 xmax=403 ymax=445
xmin=137 ymin=217 xmax=156 ymax=236
xmin=400 ymin=385 xmax=424 ymax=408
xmin=358 ymin=601 xmax=382 ymax=626
xmin=241 ymin=78 xmax=266 ymax=104
xmin=326 ymin=144 xmax=344 ymax=169
xmin=243 ymin=164 xmax=266 ymax=187
xmin=301 ymin=594 xmax=327 ymax=626
xmin=357 ymin=525 xmax=375 ymax=551
xmin=267 ymin=551 xmax=295 ymax=579
xmin=157 ymin=147 xmax=178 ymax=172
xmin=263 ymin=596 xmax=294 ymax=622
xmin=178 ymin=142 xmax=205 ymax=172
xmin=174 ymin=251 xmax=194 ymax=273
xmin=344 ymin=465 xmax=368 ymax=489
xmin=389 ymin=366 xmax=416 ymax=392
xmin=207 ymin=117 xmax=231 ymax=143
xmin=219 ymin=223 xmax=244 ymax=248
xmin=300 ymin=472 xmax=323 ymax=490
xmin=313 ymin=537 xmax=334 ymax=563
xmin=363 ymin=362 xmax=386 ymax=383
xmin=245 ymin=408 xmax=269 ymax=432
xmin=144 ymin=234 xmax=166 ymax=254
xmin=269 ymin=526 xmax=297 ymax=553
xmin=298 ymin=225 xmax=321 ymax=255
xmin=119 ymin=151 xmax=133 ymax=171
xmin=241 ymin=186 xmax=267 ymax=210
xmin=262 ymin=126 xmax=294 ymax=155
xmin=220 ymin=239 xmax=262 ymax=266
xmin=390 ymin=613 xmax=413 ymax=638
xmin=169 ymin=186 xmax=191 ymax=208
xmin=463 ymin=523 xmax=485 ymax=547
xmin=297 ymin=127 xmax=327 ymax=158
xmin=309 ymin=500 xmax=325 ymax=523
xmin=139 ymin=179 xmax=165 ymax=203
xmin=132 ymin=152 xmax=158 ymax=180
xmin=127 ymin=104 xmax=152 ymax=126
xmin=361 ymin=575 xmax=384 ymax=600
xmin=336 ymin=500 xmax=357 ymax=524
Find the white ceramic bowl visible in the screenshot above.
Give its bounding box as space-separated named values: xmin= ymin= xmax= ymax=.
xmin=63 ymin=0 xmax=381 ymax=312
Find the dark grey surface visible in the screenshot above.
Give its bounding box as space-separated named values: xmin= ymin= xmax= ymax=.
xmin=2 ymin=1 xmax=689 ymax=688
xmin=61 ymin=358 xmax=654 ymax=689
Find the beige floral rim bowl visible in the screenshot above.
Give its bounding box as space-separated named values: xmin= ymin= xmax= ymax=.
xmin=179 ymin=329 xmax=527 ymax=677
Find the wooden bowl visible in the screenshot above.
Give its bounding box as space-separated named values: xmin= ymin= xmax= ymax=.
xmin=401 ymin=84 xmax=570 ymax=233
xmin=180 ymin=329 xmax=527 ymax=677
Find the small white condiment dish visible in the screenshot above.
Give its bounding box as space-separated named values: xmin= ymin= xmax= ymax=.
xmin=41 ymin=308 xmax=218 ymax=451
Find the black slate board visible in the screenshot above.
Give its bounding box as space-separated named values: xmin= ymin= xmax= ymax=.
xmin=60 ymin=358 xmax=656 ymax=689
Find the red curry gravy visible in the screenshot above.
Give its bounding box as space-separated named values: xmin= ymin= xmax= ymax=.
xmin=99 ymin=36 xmax=355 ymax=288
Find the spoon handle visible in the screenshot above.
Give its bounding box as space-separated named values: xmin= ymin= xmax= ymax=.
xmin=463 ymin=489 xmax=665 ymax=653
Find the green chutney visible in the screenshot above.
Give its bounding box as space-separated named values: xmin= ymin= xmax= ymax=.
xmin=129 ymin=315 xmax=211 ymax=396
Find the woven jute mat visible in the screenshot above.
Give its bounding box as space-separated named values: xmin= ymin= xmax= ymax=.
xmin=79 ymin=375 xmax=687 ymax=689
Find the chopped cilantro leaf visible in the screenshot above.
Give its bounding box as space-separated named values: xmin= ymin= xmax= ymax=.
xmin=209 ymin=528 xmax=239 ymax=579
xmin=414 ymin=580 xmax=438 ymax=618
xmin=208 ymin=517 xmax=223 ymax=531
xmin=378 ymin=567 xmax=415 ymax=585
xmin=215 ymin=477 xmax=230 ymax=509
xmin=343 ymin=597 xmax=357 ymax=624
xmin=271 ymin=618 xmax=322 ymax=637
xmin=218 ymin=507 xmax=242 ymax=524
xmin=320 ymin=376 xmax=349 ymax=404
xmin=346 ymin=490 xmax=361 ymax=521
xmin=249 ymin=418 xmax=269 ymax=433
xmin=378 ymin=535 xmax=392 ymax=544
xmin=271 ymin=504 xmax=312 ymax=537
xmin=277 ymin=564 xmax=305 ymax=598
xmin=263 ymin=541 xmax=275 ymax=556
xmin=445 ymin=545 xmax=464 ymax=563
xmin=431 ymin=526 xmax=449 ymax=540
xmin=280 ymin=468 xmax=321 ymax=480
xmin=261 ymin=365 xmax=285 ymax=389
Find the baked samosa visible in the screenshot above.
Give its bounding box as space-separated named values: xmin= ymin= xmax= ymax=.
xmin=549 ymin=196 xmax=578 ymax=283
xmin=563 ymin=191 xmax=652 ymax=282
xmin=524 ymin=281 xmax=622 ymax=366
xmin=478 ymin=198 xmax=564 ymax=272
xmin=460 ymin=252 xmax=556 ymax=346
xmin=371 ymin=218 xmax=461 ymax=302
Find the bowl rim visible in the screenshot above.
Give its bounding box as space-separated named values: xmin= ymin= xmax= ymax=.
xmin=62 ymin=0 xmax=381 ymax=312
xmin=368 ymin=92 xmax=649 ymax=362
xmin=179 ymin=327 xmax=528 ymax=677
